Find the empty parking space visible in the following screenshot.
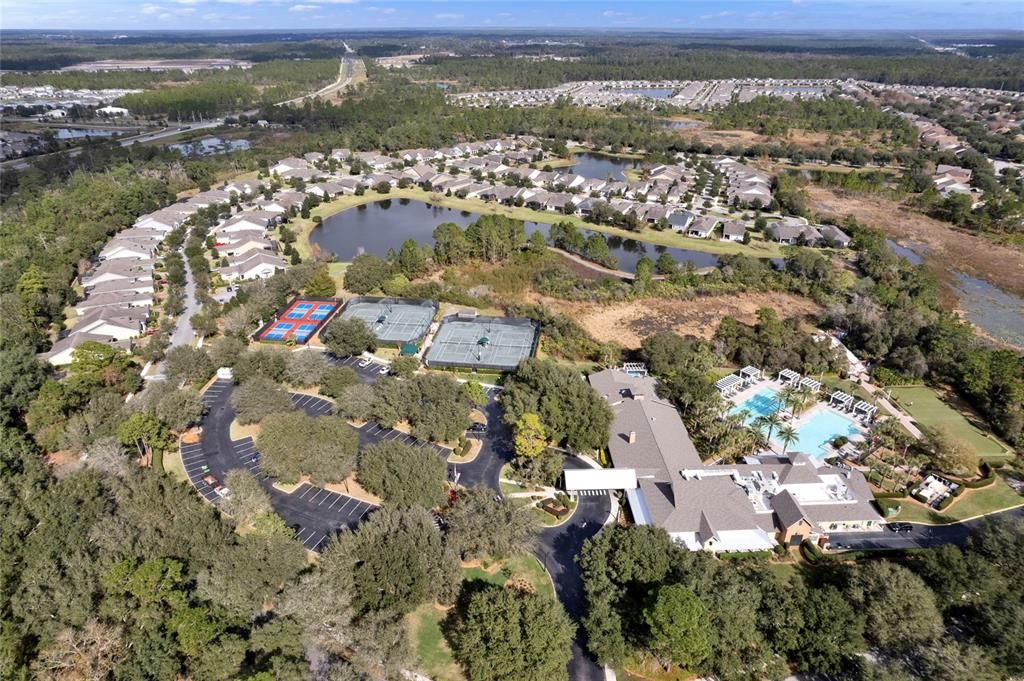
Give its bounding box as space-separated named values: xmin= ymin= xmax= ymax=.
xmin=291 ymin=392 xmax=333 ymax=415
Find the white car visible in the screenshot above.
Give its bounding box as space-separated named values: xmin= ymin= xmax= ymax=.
xmin=358 ymin=358 xmax=372 ymax=368
xmin=215 ymin=486 xmax=231 ymax=499
xmin=378 ymin=365 xmax=390 ymax=375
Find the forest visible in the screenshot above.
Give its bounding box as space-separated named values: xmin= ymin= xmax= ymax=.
xmin=580 ymin=521 xmax=1024 ymax=680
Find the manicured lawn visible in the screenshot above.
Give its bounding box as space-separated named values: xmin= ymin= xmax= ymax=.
xmin=888 ymin=385 xmax=1012 ymax=457
xmin=408 ymin=553 xmax=555 ymax=680
xmin=164 ymin=447 xmax=188 ymax=484
xmin=892 ymin=475 xmax=1024 ymax=525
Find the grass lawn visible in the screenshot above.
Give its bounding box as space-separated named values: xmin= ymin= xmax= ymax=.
xmin=164 ymin=446 xmax=188 ymax=484
xmin=892 ymin=475 xmax=1024 ymax=524
xmin=287 ymin=186 xmax=783 ymax=262
xmin=408 ymin=553 xmax=555 ymax=681
xmin=887 ymin=385 xmax=1012 ymax=457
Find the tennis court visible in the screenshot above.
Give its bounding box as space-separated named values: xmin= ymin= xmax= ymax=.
xmin=340 ymin=297 xmax=437 ymax=345
xmin=257 ymin=297 xmax=339 ymax=344
xmin=425 ymin=316 xmax=539 ymax=371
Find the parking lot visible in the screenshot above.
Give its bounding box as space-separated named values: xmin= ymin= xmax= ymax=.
xmin=180 ymin=439 xmax=221 ymax=503
xmin=356 ymin=421 xmax=451 ymax=457
xmin=285 ymin=484 xmax=377 ymax=551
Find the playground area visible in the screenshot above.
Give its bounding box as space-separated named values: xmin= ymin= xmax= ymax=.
xmin=256 ymin=297 xmax=339 ymax=344
xmin=339 ymin=297 xmax=437 ymax=345
xmin=425 ymin=315 xmax=539 ymax=371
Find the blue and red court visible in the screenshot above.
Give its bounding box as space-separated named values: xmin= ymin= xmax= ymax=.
xmin=257 ymin=298 xmax=339 ymax=344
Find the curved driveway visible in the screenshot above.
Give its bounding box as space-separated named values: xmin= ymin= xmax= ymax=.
xmin=185 ymin=358 xmax=612 ymax=679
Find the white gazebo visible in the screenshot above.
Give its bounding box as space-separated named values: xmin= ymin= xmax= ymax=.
xmin=799 ymin=376 xmax=822 ymax=393
xmin=739 ymin=366 xmax=762 ymax=385
xmin=715 ymin=373 xmax=743 ymax=396
xmin=778 ymin=368 xmax=801 ymax=385
xmin=853 ymin=400 xmax=878 ymax=420
xmin=621 ymin=362 xmax=649 ymax=377
xmin=829 ymin=390 xmax=854 ymax=411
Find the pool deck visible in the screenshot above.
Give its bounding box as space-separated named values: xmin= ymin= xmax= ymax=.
xmin=725 ymin=379 xmax=869 ymax=462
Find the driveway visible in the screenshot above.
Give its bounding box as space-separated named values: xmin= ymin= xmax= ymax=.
xmin=829 ymin=505 xmax=1024 ymax=551
xmin=187 ymin=360 xmax=613 ymax=678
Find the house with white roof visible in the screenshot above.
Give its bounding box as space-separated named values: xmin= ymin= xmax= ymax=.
xmin=217 ymin=252 xmax=286 ymax=282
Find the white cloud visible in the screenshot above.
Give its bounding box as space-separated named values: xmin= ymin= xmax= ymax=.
xmin=289 ymin=3 xmax=317 ymax=10
xmin=171 ymin=0 xmax=206 ymax=4
xmin=367 ymin=5 xmax=396 ymax=13
xmin=700 ymin=10 xmax=737 ymax=19
xmin=158 ymin=12 xmax=173 ymax=19
xmin=602 ymin=10 xmax=629 ymax=17
xmin=141 ymin=3 xmax=162 ymax=14
xmin=434 ymin=12 xmax=463 ymax=19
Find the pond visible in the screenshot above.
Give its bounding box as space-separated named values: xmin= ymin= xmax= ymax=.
xmin=310 ymin=199 xmax=723 ymax=273
xmin=885 ymin=239 xmax=925 ymax=265
xmin=569 ymin=152 xmax=638 ymax=181
xmin=169 ymin=136 xmax=251 ymax=157
xmin=53 ymin=128 xmax=120 ymax=139
xmin=950 ymin=272 xmax=1024 ymax=348
xmin=609 ymin=88 xmax=675 ymax=99
xmin=660 ymin=119 xmax=701 ymax=129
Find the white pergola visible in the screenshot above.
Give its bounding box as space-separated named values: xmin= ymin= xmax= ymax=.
xmin=621 ymin=362 xmax=649 ymax=377
xmin=740 ymin=366 xmax=762 ymax=384
xmin=829 ymin=391 xmax=854 ymax=410
xmin=853 ymin=400 xmax=878 ymax=419
xmin=778 ymin=368 xmax=801 ymax=384
xmin=799 ymin=376 xmax=822 ymax=393
xmin=715 ymin=374 xmax=743 ymax=395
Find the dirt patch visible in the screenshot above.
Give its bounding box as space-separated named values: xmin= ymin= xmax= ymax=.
xmin=805 ymin=186 xmax=1024 ymax=298
xmin=541 ymin=292 xmax=821 ymax=348
xmin=325 ymin=474 xmax=382 ymax=504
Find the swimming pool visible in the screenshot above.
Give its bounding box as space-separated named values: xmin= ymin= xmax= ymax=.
xmin=731 ymin=388 xmax=862 ymax=461
xmin=788 ymin=409 xmax=862 ymax=459
xmin=731 ymin=388 xmax=782 ymax=422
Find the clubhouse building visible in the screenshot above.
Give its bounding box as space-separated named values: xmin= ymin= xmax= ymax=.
xmin=573 ymin=369 xmax=883 ymax=552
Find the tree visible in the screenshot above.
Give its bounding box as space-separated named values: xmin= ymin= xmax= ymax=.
xmin=514 ymin=412 xmax=547 ymax=459
xmin=257 ymin=411 xmax=359 ymax=485
xmin=445 ymin=486 xmax=538 ymax=560
xmin=795 ymin=586 xmax=861 ymax=674
xmin=389 ymin=356 xmax=419 ymax=379
xmin=232 ymin=349 xmax=288 ymax=384
xmin=285 ymin=350 xmax=329 ymax=387
xmin=357 ymin=441 xmax=447 ymax=508
xmin=917 ymin=641 xmax=1003 ymax=681
xmin=634 ymin=256 xmax=654 ymax=290
xmin=845 ymin=561 xmax=943 ymax=649
xmin=449 ymin=584 xmax=575 ymax=681
xmin=155 ymin=387 xmax=206 ymax=432
xmin=924 ymin=424 xmax=978 ymax=477
xmin=304 ymin=266 xmax=337 ymax=297
xmin=343 ymin=254 xmax=392 ymax=294
xmin=463 ymin=380 xmax=489 ymax=407
xmin=207 ymin=336 xmax=247 ymax=369
xmin=0 ymin=342 xmax=49 ymax=428
xmin=320 ymin=365 xmax=360 ymax=399
xmin=118 ymin=411 xmax=172 ymax=457
xmin=502 ymin=359 xmax=611 ymax=452
xmin=335 ymin=383 xmax=376 ymax=421
xmin=322 ymin=318 xmax=378 ymax=358
xmin=338 ymin=506 xmax=460 ymax=615
xmin=220 ymin=469 xmax=273 ymax=526
xmin=655 ymin=251 xmax=677 ymax=275
xmin=394 ymin=238 xmax=429 ymax=278
xmin=777 ymin=424 xmax=799 ymax=455
xmin=163 ymin=346 xmax=215 ymax=386
xmin=231 ymin=377 xmax=294 ymax=425
xmin=644 ymin=584 xmax=712 ymax=670
xmin=32 ymin=620 xmax=127 ymax=681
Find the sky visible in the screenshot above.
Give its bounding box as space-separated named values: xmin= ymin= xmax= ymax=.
xmin=2 ymin=0 xmax=1021 ymax=31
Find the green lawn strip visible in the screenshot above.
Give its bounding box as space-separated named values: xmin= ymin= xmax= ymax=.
xmin=286 ymin=186 xmax=783 ymax=261
xmin=887 ymin=385 xmax=1011 ymax=457
xmin=892 ymin=475 xmax=1024 ymax=525
xmin=164 ymin=445 xmax=188 ymax=483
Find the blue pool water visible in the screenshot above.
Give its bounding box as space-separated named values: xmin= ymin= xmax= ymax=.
xmin=731 ymin=388 xmax=862 ymax=461
xmin=731 ymin=388 xmax=781 ymax=422
xmin=788 ymin=410 xmax=862 ymax=459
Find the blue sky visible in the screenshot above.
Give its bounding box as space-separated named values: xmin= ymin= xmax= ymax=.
xmin=3 ymin=0 xmax=1021 ymax=31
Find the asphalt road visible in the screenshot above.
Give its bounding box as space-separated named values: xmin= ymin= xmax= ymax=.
xmin=185 ymin=356 xmax=613 ymax=678
xmin=830 ymin=505 xmax=1024 ymax=551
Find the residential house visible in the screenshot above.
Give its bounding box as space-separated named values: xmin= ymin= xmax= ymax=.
xmin=686 ymin=215 xmax=719 ymax=239
xmin=217 ymin=252 xmax=286 ymax=282
xmin=42 ymin=332 xmax=133 ymax=367
xmin=721 ymin=220 xmax=747 ymax=242
xmin=819 ymin=224 xmax=852 ymax=248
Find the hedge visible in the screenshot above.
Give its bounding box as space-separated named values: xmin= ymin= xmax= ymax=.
xmin=875 ymin=498 xmax=902 ymax=517
xmin=874 ymin=491 xmax=909 ymax=499
xmin=936 ymin=495 xmax=955 ymax=511
xmin=719 ymin=550 xmax=773 ymax=562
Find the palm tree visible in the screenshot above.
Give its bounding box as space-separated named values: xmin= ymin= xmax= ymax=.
xmin=762 ymin=410 xmax=783 ymax=442
xmin=778 ymin=385 xmax=799 ymax=414
xmin=793 ymin=385 xmax=814 ymax=415
xmin=777 ymin=425 xmax=799 ymax=456
xmin=749 ymin=415 xmax=769 ymax=454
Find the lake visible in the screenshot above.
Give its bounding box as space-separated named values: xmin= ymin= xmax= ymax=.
xmin=169 ymin=136 xmax=251 ymax=157
xmin=951 ymin=272 xmax=1024 ymax=348
xmin=570 ymin=153 xmax=638 ymax=181
xmin=885 ymin=239 xmax=925 ymax=265
xmin=660 ymin=119 xmax=701 ymax=129
xmin=310 ymin=199 xmax=722 ymax=273
xmin=54 ymin=128 xmax=120 ymax=139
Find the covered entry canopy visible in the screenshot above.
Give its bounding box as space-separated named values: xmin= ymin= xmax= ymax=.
xmin=564 ymin=468 xmax=638 ymax=492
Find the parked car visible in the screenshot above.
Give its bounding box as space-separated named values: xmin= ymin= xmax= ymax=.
xmin=468 ymin=422 xmax=488 ymax=433
xmin=358 ymin=358 xmax=372 ymax=368
xmin=378 ymin=365 xmax=390 ymax=375
xmin=202 ymin=474 xmax=218 ymax=486
xmin=887 ymin=522 xmax=913 ymax=533
xmin=215 ymin=485 xmax=230 ymax=499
